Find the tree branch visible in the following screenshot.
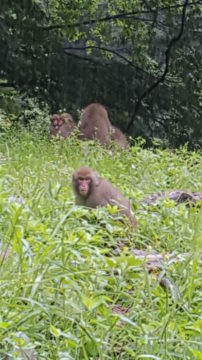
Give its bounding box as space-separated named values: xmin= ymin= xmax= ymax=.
xmin=63 ymin=50 xmax=104 ymax=65
xmin=63 ymin=45 xmax=155 ymax=78
xmin=126 ymin=0 xmax=190 ymax=132
xmin=42 ymin=1 xmax=199 ymax=31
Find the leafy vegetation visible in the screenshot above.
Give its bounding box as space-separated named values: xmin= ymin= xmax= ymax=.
xmin=0 ymin=1 xmax=202 ymax=147
xmin=0 ymin=0 xmax=201 ymax=357
xmin=0 ymin=131 xmax=201 ymax=358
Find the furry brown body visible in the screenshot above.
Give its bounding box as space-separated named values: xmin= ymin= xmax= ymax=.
xmin=49 ymin=112 xmax=75 ymax=138
xmin=72 ymin=166 xmax=136 ymax=228
xmin=111 ymin=126 xmax=129 ymax=149
xmin=79 ymin=103 xmax=112 ymax=145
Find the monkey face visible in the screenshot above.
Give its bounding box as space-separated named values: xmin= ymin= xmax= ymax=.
xmin=72 ymin=167 xmax=100 ymax=200
xmin=77 ymin=177 xmax=91 ymax=196
xmin=50 ymin=115 xmax=63 ymax=129
xmin=54 ymin=119 xmax=64 ymax=128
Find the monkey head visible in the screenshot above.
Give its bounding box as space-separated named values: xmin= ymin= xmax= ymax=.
xmin=50 ymin=114 xmax=64 ymax=129
xmin=72 ymin=166 xmax=137 ymax=228
xmin=72 ymin=167 xmax=99 ymax=197
xmin=60 ymin=113 xmax=74 ymax=125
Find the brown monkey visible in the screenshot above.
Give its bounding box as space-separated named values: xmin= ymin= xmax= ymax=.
xmin=49 ymin=114 xmax=63 ymax=137
xmin=49 ymin=112 xmax=75 ymax=138
xmin=58 ymin=112 xmax=76 ymax=138
xmin=111 ymin=126 xmax=129 ymax=149
xmin=79 ymin=103 xmax=111 ymax=145
xmin=72 ymin=166 xmax=136 ymax=228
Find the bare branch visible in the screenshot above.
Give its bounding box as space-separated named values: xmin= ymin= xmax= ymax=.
xmin=126 ymin=0 xmax=190 ymax=132
xmin=64 ymin=45 xmax=137 ymax=68
xmin=63 ymin=51 xmax=103 ymax=65
xmin=63 ymin=45 xmax=155 ymax=78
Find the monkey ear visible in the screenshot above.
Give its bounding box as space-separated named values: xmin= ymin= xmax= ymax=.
xmin=92 ymin=172 xmax=100 ymax=186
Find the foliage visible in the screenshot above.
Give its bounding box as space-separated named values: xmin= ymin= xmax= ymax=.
xmin=0 ymin=86 xmax=50 ymax=136
xmin=0 ymin=131 xmax=201 ymax=358
xmin=0 ymin=0 xmax=201 ymax=148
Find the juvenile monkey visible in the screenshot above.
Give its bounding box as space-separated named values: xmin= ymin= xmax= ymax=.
xmin=49 ymin=112 xmax=75 ymax=138
xmin=111 ymin=126 xmax=129 ymax=149
xmin=72 ymin=166 xmax=136 ymax=228
xmin=58 ymin=113 xmax=76 ymax=138
xmin=79 ymin=103 xmax=112 ymax=145
xmin=49 ymin=114 xmax=63 ymax=137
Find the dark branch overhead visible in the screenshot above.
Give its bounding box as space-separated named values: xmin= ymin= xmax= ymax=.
xmin=41 ymin=1 xmax=200 ymax=31
xmin=63 ymin=44 xmax=156 ymax=79
xmin=126 ymin=0 xmax=190 ymax=132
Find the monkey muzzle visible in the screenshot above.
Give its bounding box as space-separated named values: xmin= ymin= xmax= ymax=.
xmin=79 ymin=180 xmax=89 ymax=195
xmin=79 ymin=187 xmax=88 ymax=195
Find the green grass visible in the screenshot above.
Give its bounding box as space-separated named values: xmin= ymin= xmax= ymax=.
xmin=0 ymin=131 xmax=201 ymax=359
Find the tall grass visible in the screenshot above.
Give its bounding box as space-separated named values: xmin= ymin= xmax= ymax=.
xmin=0 ymin=131 xmax=201 ymax=359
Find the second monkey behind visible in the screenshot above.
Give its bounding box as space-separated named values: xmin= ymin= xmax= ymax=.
xmin=79 ymin=103 xmax=129 ymax=148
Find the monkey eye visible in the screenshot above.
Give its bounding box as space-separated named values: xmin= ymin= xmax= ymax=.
xmin=78 ymin=177 xmax=91 ymax=182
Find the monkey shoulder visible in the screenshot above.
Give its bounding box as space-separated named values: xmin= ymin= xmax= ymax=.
xmin=97 ymin=179 xmax=128 ymax=207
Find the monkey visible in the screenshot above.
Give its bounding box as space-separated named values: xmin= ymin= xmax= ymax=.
xmin=60 ymin=112 xmax=74 ymax=125
xmin=49 ymin=114 xmax=63 ymax=137
xmin=79 ymin=103 xmax=112 ymax=145
xmin=110 ymin=126 xmax=129 ymax=149
xmin=57 ymin=112 xmax=76 ymax=138
xmin=79 ymin=103 xmax=129 ymax=149
xmin=72 ymin=166 xmax=137 ymax=228
xmin=49 ymin=112 xmax=75 ymax=138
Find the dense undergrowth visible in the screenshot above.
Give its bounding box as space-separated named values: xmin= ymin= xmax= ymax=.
xmin=0 ymin=131 xmax=201 ymax=359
